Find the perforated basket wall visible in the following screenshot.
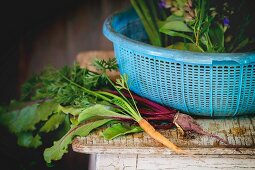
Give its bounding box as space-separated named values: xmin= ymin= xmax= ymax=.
xmin=103 ymin=8 xmax=255 ymax=117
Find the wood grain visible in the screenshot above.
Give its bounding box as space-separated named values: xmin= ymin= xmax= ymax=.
xmin=72 ymin=116 xmax=255 ymax=155
xmin=95 ymin=154 xmax=255 ymax=170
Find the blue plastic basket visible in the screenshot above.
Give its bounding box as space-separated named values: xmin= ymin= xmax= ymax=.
xmin=103 ymin=8 xmax=255 ymax=117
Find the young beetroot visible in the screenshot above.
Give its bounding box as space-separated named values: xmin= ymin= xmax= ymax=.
xmin=108 ymin=90 xmax=228 ymax=144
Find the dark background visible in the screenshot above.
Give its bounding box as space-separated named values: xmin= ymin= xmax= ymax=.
xmin=0 ymin=0 xmax=129 ymax=169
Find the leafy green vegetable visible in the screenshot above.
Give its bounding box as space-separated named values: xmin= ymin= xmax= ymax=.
xmin=0 ymin=100 xmax=60 ymax=145
xmin=0 ymin=108 xmax=18 ymax=128
xmin=59 ymin=105 xmax=85 ymax=116
xmin=167 ymin=42 xmax=202 ymax=52
xmin=78 ymin=104 xmax=131 ymax=123
xmin=43 ymin=119 xmax=112 ymax=163
xmin=36 ymin=100 xmax=60 ymax=121
xmin=130 ymin=0 xmax=164 ymax=46
xmin=40 ymin=113 xmax=66 ymax=133
xmin=21 ymin=62 xmax=111 ymax=107
xmin=93 ymin=58 xmax=118 ymax=72
xmin=208 ymin=23 xmax=225 ymax=52
xmin=17 ymin=133 xmax=42 ymax=148
xmin=56 ymin=115 xmax=71 ymax=139
xmin=0 ymin=101 xmax=61 ymax=149
xmin=0 ymin=58 xmax=177 ymax=164
xmin=0 ymin=58 xmax=127 ymax=164
xmin=161 ymin=21 xmax=193 ymax=32
xmin=132 ymin=0 xmax=255 ymax=53
xmin=102 ymin=123 xmax=143 ymax=140
xmin=3 ymin=104 xmax=39 ymax=133
xmin=160 ymin=29 xmax=194 ymax=42
xmin=166 ymin=15 xmax=184 ymax=22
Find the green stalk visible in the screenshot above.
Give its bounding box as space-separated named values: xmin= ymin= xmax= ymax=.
xmin=97 ymin=91 xmax=141 ymax=121
xmin=155 ymin=0 xmax=168 ymax=46
xmin=147 ymin=0 xmax=157 ymax=21
xmin=204 ymin=33 xmax=213 ymax=52
xmin=147 ymin=0 xmax=166 ymax=46
xmin=61 ymin=73 xmax=142 ymax=122
xmin=104 ymin=75 xmax=140 ymax=116
xmin=124 ymin=81 xmax=140 ymax=116
xmin=197 ymin=44 xmax=205 ymax=52
xmin=60 ymin=74 xmax=111 ymax=103
xmin=130 ymin=0 xmax=154 ymax=43
xmin=138 ymin=0 xmax=162 ymax=46
xmin=104 ymin=75 xmax=134 ymax=108
xmin=192 ymin=0 xmax=207 ymax=52
xmin=130 ymin=0 xmax=162 ymax=46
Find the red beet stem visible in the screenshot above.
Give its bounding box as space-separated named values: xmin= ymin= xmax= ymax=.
xmin=106 ymin=90 xmax=175 ymax=113
xmin=104 ymin=90 xmax=177 ymax=129
xmin=145 ymin=115 xmax=175 ymax=120
xmin=138 ymin=108 xmax=176 ymax=115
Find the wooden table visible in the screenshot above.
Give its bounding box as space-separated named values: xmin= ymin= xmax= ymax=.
xmin=73 ymin=51 xmax=255 ymax=170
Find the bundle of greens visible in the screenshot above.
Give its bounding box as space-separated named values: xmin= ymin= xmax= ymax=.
xmin=0 ymin=59 xmax=184 ymax=164
xmin=0 ymin=58 xmax=229 ymax=165
xmin=130 ymin=0 xmax=255 ymax=53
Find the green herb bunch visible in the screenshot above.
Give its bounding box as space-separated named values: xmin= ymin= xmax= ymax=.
xmin=0 ymin=59 xmax=143 ymax=164
xmin=131 ymin=0 xmax=255 ymax=53
xmin=0 ymin=55 xmax=190 ymax=164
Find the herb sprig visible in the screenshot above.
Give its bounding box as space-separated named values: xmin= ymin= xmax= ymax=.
xmin=0 ymin=58 xmax=186 ymax=164
xmin=131 ymin=0 xmax=255 ymax=53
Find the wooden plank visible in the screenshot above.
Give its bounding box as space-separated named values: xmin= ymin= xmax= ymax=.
xmin=72 ymin=116 xmax=255 ymax=155
xmin=74 ymin=145 xmax=255 ymax=155
xmin=96 ymin=154 xmax=137 ymax=170
xmin=96 ymin=154 xmax=255 ymax=170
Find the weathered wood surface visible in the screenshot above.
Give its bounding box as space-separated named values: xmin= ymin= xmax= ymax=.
xmin=72 ymin=116 xmax=255 ymax=155
xmin=94 ymin=154 xmax=255 ymax=170
xmin=74 ymin=116 xmax=255 ymax=169
xmin=74 ymin=51 xmax=255 ymax=155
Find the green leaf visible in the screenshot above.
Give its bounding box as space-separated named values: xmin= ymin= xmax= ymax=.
xmin=0 ymin=109 xmax=19 ymax=128
xmin=199 ymin=16 xmax=214 ymax=35
xmin=40 ymin=113 xmax=66 ymax=133
xmin=8 ymin=104 xmax=39 ymax=133
xmin=102 ymin=123 xmax=143 ymax=140
xmin=17 ymin=132 xmax=42 ymax=148
xmin=130 ymin=0 xmax=162 ymax=46
xmin=161 ymin=21 xmax=193 ymax=32
xmin=166 ymin=15 xmax=184 ymax=22
xmin=208 ymin=23 xmax=224 ymax=52
xmin=157 ymin=20 xmax=166 ymax=29
xmin=56 ymin=115 xmax=71 ymax=139
xmin=36 ymin=100 xmax=60 ymax=121
xmin=43 ymin=119 xmax=112 ymax=163
xmin=0 ymin=100 xmax=59 ymax=134
xmin=78 ymin=104 xmax=131 ymax=123
xmin=93 ymin=58 xmax=118 ymax=72
xmin=160 ymin=29 xmax=194 ymax=42
xmin=59 ymin=105 xmax=85 ymax=116
xmin=167 ymin=42 xmax=202 ymax=52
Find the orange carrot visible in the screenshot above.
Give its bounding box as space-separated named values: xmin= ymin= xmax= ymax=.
xmin=138 ymin=118 xmax=189 ymax=155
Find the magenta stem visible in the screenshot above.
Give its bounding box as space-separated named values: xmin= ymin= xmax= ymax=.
xmin=106 ymin=90 xmax=176 ymax=113
xmin=104 ymin=90 xmax=177 ymax=129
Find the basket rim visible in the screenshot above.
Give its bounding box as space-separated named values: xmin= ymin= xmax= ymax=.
xmin=103 ymin=7 xmax=255 ymax=65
